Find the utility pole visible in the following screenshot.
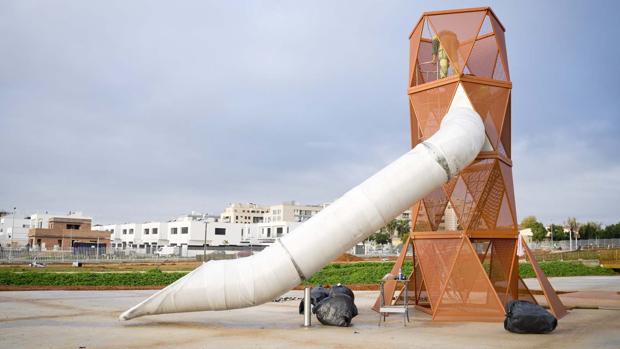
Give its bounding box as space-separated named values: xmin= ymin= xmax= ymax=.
xmin=8 ymin=207 xmax=15 ymax=262
xmin=549 ymin=224 xmax=553 ymax=250
xmin=203 ymin=218 xmax=208 ymax=262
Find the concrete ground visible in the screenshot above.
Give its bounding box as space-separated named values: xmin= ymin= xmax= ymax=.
xmin=1 ymin=277 xmax=619 ymax=349
xmin=525 ymin=275 xmax=620 ymax=292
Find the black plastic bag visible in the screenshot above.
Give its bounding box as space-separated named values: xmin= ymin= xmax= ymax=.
xmin=504 ymin=300 xmax=557 ymax=334
xmin=299 ymin=285 xmax=330 ymax=314
xmin=314 ymin=294 xmax=358 ymax=327
xmin=328 ymin=283 xmax=355 ymax=301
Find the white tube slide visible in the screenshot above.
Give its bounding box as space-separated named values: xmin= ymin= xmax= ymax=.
xmin=120 ymin=86 xmax=485 ymax=320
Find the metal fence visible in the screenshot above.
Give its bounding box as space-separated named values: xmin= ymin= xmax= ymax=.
xmin=527 ymin=238 xmax=620 ymax=251
xmin=2 ymin=238 xmax=620 ymax=264
xmin=0 ymin=247 xmax=194 ymax=264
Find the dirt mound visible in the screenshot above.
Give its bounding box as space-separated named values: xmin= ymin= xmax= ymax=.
xmin=333 ymin=253 xmax=363 ymax=262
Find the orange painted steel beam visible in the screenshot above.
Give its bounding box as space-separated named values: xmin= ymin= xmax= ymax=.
xmin=376 ymin=7 xmax=566 ymax=322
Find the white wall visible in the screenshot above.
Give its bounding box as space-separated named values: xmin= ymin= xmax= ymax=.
xmin=29 ymin=213 xmax=51 ymax=229
xmin=205 ymin=222 xmax=243 ymax=246
xmin=255 ymin=221 xmax=301 ymax=240
xmin=93 ymin=224 xmax=122 ymax=248
xmin=0 ymin=216 xmax=31 ymax=246
xmin=141 ymin=222 xmax=168 ymax=245
xmin=118 ymin=223 xmax=141 ymax=247
xmin=167 ymin=218 xmax=203 ymax=246
xmin=89 ymin=216 xmax=302 ymax=252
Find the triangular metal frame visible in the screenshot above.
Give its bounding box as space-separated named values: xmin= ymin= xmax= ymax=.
xmin=378 ymin=7 xmax=566 ymax=322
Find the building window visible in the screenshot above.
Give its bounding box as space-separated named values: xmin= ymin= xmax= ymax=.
xmin=215 ymin=228 xmax=226 ymax=235
xmin=123 ymin=229 xmax=127 ymax=235
xmin=57 ymin=239 xmax=62 ymax=247
xmin=66 ymin=224 xmax=80 ymax=230
xmin=171 ymin=227 xmax=178 ymax=235
xmin=181 ymin=227 xmax=188 ymax=234
xmin=277 ymin=227 xmax=283 ymax=237
xmin=144 ymin=228 xmax=149 ymax=235
xmin=152 ymin=228 xmax=158 ymax=234
xmin=267 ymin=227 xmax=271 ymax=238
xmin=129 ymin=229 xmax=134 ymax=235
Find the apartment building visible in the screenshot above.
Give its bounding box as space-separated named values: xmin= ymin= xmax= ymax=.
xmin=220 ymin=203 xmax=269 ymax=224
xmin=265 ymin=201 xmax=326 ymax=223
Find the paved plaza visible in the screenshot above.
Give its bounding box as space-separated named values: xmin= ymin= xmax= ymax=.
xmin=1 ymin=276 xmax=619 ymax=349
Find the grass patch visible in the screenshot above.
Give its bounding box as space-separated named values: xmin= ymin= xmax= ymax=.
xmin=518 ymin=261 xmax=616 ymax=278
xmin=0 ymin=261 xmax=616 ymax=287
xmin=0 ymin=268 xmax=186 ymax=287
xmin=305 ymin=261 xmax=412 ymax=285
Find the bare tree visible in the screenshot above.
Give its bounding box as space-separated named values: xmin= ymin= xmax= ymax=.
xmin=564 ymin=217 xmax=579 ymax=238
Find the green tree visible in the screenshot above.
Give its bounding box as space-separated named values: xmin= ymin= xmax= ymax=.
xmin=579 ymin=222 xmax=602 ymax=240
xmin=395 ymin=219 xmax=411 ymax=243
xmin=549 ymin=224 xmax=567 ymax=240
xmin=380 ymin=218 xmax=411 ymax=243
xmin=520 ymin=216 xmax=539 ymax=230
xmin=531 ymin=222 xmax=547 ymax=242
xmin=603 ymin=222 xmax=620 ymax=239
xmin=368 ymin=231 xmax=391 ymax=245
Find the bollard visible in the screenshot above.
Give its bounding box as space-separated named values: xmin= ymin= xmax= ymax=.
xmin=304 ymin=287 xmax=312 ymax=327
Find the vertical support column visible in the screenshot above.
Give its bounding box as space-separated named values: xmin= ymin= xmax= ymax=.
xmin=303 ymin=287 xmax=312 ymax=327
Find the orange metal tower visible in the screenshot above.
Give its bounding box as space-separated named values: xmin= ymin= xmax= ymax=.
xmin=375 ymin=7 xmax=567 ymax=321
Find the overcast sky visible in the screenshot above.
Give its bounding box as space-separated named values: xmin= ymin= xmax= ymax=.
xmin=1 ymin=1 xmax=619 ymax=226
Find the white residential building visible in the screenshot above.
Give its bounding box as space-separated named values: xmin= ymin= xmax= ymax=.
xmin=93 ymin=224 xmax=119 ymax=246
xmin=220 ymin=203 xmax=269 ymax=224
xmin=29 ymin=213 xmax=52 ymax=229
xmin=204 ymin=222 xmax=243 ymax=246
xmin=167 ymin=216 xmax=204 ymax=246
xmin=118 ymin=223 xmax=141 ymax=250
xmin=0 ymin=215 xmax=31 ymax=247
xmin=92 ymin=209 xmax=311 ymax=256
xmin=519 ymin=228 xmax=533 ymax=244
xmin=265 ymin=201 xmax=326 ymax=223
xmin=254 ymin=221 xmax=301 ymax=241
xmin=141 ymin=222 xmax=168 ymax=253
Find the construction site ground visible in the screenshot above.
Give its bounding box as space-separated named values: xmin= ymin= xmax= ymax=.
xmin=1 ymin=276 xmax=618 ymax=349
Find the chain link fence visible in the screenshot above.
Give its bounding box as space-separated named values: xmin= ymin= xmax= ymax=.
xmin=527 ymin=238 xmax=620 ymax=251
xmin=0 ymin=247 xmax=193 ymax=264
xmin=2 ymin=238 xmax=620 ymax=264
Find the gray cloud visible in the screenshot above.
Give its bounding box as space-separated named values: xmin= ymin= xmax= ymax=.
xmin=1 ymin=1 xmax=619 ymax=225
